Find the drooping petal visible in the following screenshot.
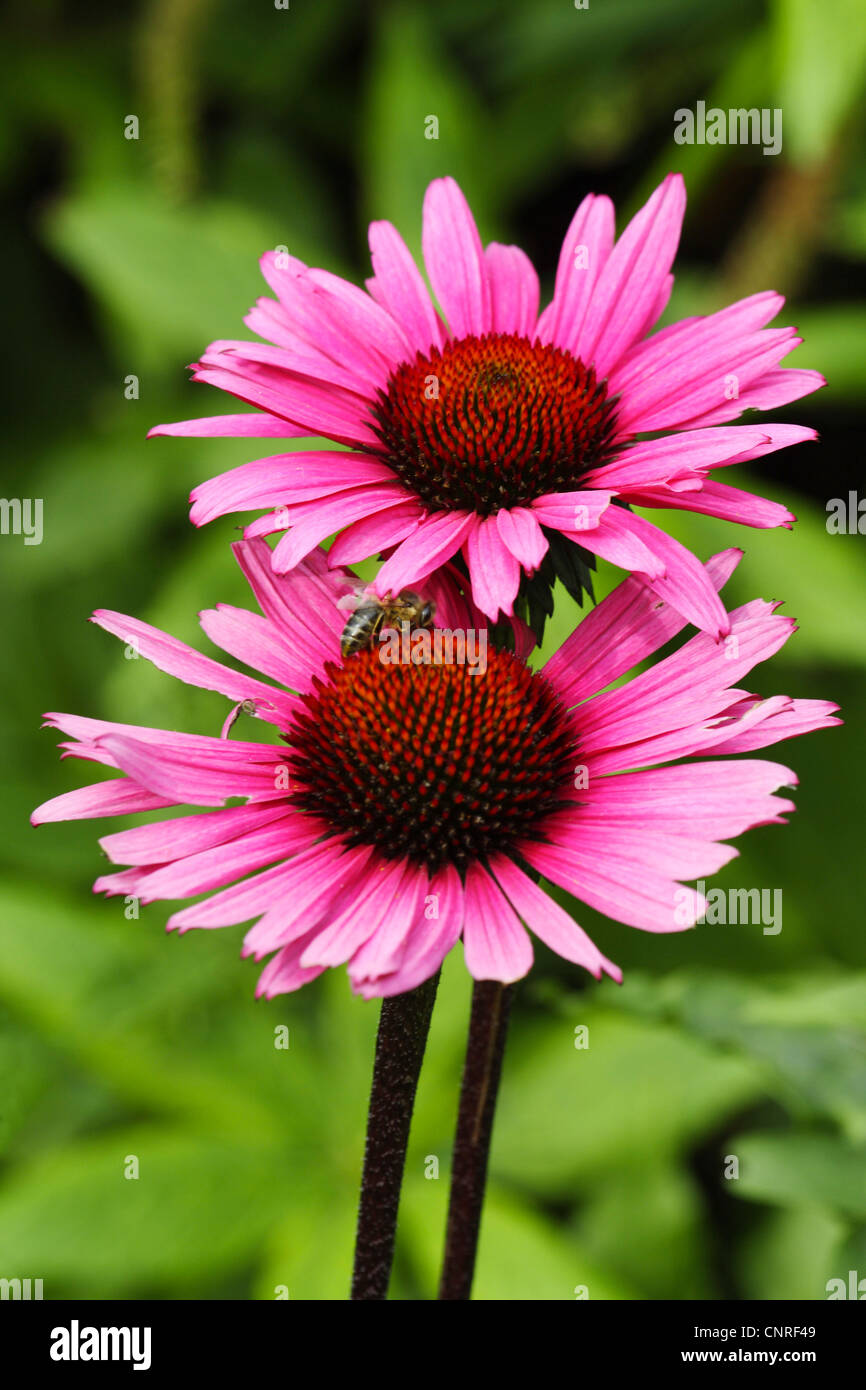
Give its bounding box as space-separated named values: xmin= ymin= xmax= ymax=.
xmin=268 ymin=483 xmax=410 ymax=573
xmin=372 ymin=510 xmax=476 ymax=597
xmin=523 ymin=838 xmax=706 ymax=934
xmin=601 ymin=510 xmax=731 ymax=638
xmin=240 ymin=843 xmax=374 ymax=954
xmin=543 ymin=548 xmax=740 ymax=707
xmin=190 ymin=451 xmax=394 ymax=526
xmin=99 ymin=801 xmax=290 ymax=866
xmin=300 ymin=857 xmax=409 ymax=968
xmin=358 ymin=863 xmax=465 ymax=999
xmin=32 ymin=778 xmax=172 ymax=825
xmin=495 ymin=507 xmax=549 ymax=573
xmin=462 ymin=861 xmax=533 ymax=982
xmin=327 ymin=501 xmax=426 ymax=567
xmin=624 ymin=478 xmax=795 ymax=530
xmin=489 ymin=855 xmax=621 ymax=981
xmin=90 ymin=610 xmax=298 ymax=727
xmin=94 ymin=733 xmax=288 ymax=808
xmin=347 ymin=864 xmax=429 ymax=986
xmin=466 ymin=514 xmax=521 ymax=619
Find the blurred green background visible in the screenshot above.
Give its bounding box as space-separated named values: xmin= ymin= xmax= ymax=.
xmin=1 ymin=0 xmax=866 ymax=1300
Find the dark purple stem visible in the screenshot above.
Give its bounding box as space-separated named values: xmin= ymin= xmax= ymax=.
xmin=350 ymin=970 xmax=441 ymax=1300
xmin=438 ymin=980 xmax=513 ymax=1300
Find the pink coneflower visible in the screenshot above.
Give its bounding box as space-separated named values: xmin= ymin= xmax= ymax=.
xmin=151 ymin=175 xmax=822 ymax=638
xmin=32 ymin=541 xmax=837 ymax=998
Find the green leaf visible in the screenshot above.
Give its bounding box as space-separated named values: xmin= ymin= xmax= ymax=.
xmin=621 ymin=971 xmax=866 ymax=1132
xmin=739 ymin=1204 xmax=846 ymax=1299
xmin=491 ymin=1007 xmax=761 ymax=1193
xmin=0 ymin=1126 xmax=287 ymax=1294
xmin=774 ymin=0 xmax=866 ymax=164
xmin=653 ymin=483 xmax=866 ymax=668
xmin=399 ymin=1178 xmax=637 ymax=1300
xmin=573 ymin=1163 xmax=717 ymax=1299
xmin=0 ymin=880 xmax=285 ymax=1136
xmin=42 ymin=189 xmax=305 ymax=369
xmin=363 ymin=6 xmax=497 ymax=258
xmin=733 ymin=1131 xmax=866 ymax=1218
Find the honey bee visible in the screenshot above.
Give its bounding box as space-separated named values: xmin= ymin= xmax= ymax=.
xmin=339 ymin=587 xmax=435 ymax=659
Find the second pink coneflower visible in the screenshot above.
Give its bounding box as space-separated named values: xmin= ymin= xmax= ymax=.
xmin=33 ymin=542 xmax=837 ymax=998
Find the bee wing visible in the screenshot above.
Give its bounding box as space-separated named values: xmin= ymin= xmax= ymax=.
xmin=335 ymin=580 xmax=373 ymax=614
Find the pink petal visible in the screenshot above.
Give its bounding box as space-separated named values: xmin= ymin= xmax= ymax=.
xmin=624 ymin=478 xmax=795 ymax=529
xmin=168 ymin=835 xmax=351 ymax=932
xmin=575 ymin=760 xmax=798 ymax=839
xmin=97 ymin=817 xmax=307 ymax=903
xmin=190 ymin=361 xmax=379 ymax=450
xmin=269 ymin=483 xmax=410 ymax=573
xmin=368 ymin=220 xmax=444 ymax=353
xmin=99 ymin=801 xmax=290 ymax=866
xmin=556 ymin=502 xmax=664 ymax=577
xmin=529 ymin=489 xmax=612 ymax=533
xmin=255 ymin=931 xmax=325 ymax=997
xmin=707 ymin=698 xmax=841 ymax=755
xmin=149 ymin=413 xmax=307 ymax=439
xmin=610 ymin=290 xmax=786 ymax=397
xmin=585 ymin=694 xmax=794 ymax=774
xmin=550 ymin=819 xmax=738 ymax=880
xmin=577 ymin=597 xmax=794 ymax=750
xmin=679 ymin=369 xmax=825 ymax=429
xmin=90 ymin=610 xmax=298 ymax=727
xmin=328 ymin=500 xmax=426 ymax=567
xmin=357 ymin=863 xmax=465 ymax=999
xmin=94 ymin=732 xmax=288 ymax=807
xmin=489 ymin=855 xmax=621 ymax=981
xmin=259 ymin=250 xmax=409 ymax=384
xmin=543 ymin=547 xmax=740 ymax=707
xmin=523 ymin=839 xmax=706 ymax=934
xmin=190 ymin=451 xmax=394 ymax=526
xmin=584 ymin=425 xmax=799 ymax=492
xmin=608 ymin=510 xmax=730 ymax=637
xmin=484 ymin=243 xmax=540 ymax=336
xmin=240 ymin=843 xmax=374 ymax=954
xmin=346 ymin=864 xmax=428 ymax=984
xmin=422 ymin=177 xmax=491 ymax=337
xmin=462 ymin=861 xmax=533 ymax=982
xmin=32 ymin=778 xmax=172 ymax=825
xmin=372 ymin=510 xmax=476 ymax=596
xmin=308 ymin=265 xmax=414 ymax=368
xmin=614 ymin=327 xmax=801 ymax=435
xmin=466 ymin=514 xmax=521 ymax=619
xmin=495 ymin=507 xmax=549 ymax=573
xmin=232 ymin=538 xmax=349 ymax=658
xmin=537 ymin=193 xmax=615 ymax=353
xmin=301 ymin=857 xmax=409 ymax=968
xmin=579 ymin=173 xmax=687 ymax=378
xmin=197 ymin=604 xmax=310 ymax=691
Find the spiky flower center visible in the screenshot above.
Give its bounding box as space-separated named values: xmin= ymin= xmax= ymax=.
xmin=287 ymin=646 xmax=578 ymax=873
xmin=369 ymin=332 xmax=618 ymax=516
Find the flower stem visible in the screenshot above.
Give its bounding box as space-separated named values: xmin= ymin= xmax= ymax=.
xmin=350 ymin=971 xmax=440 ymax=1300
xmin=438 ymin=980 xmax=513 ymax=1300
